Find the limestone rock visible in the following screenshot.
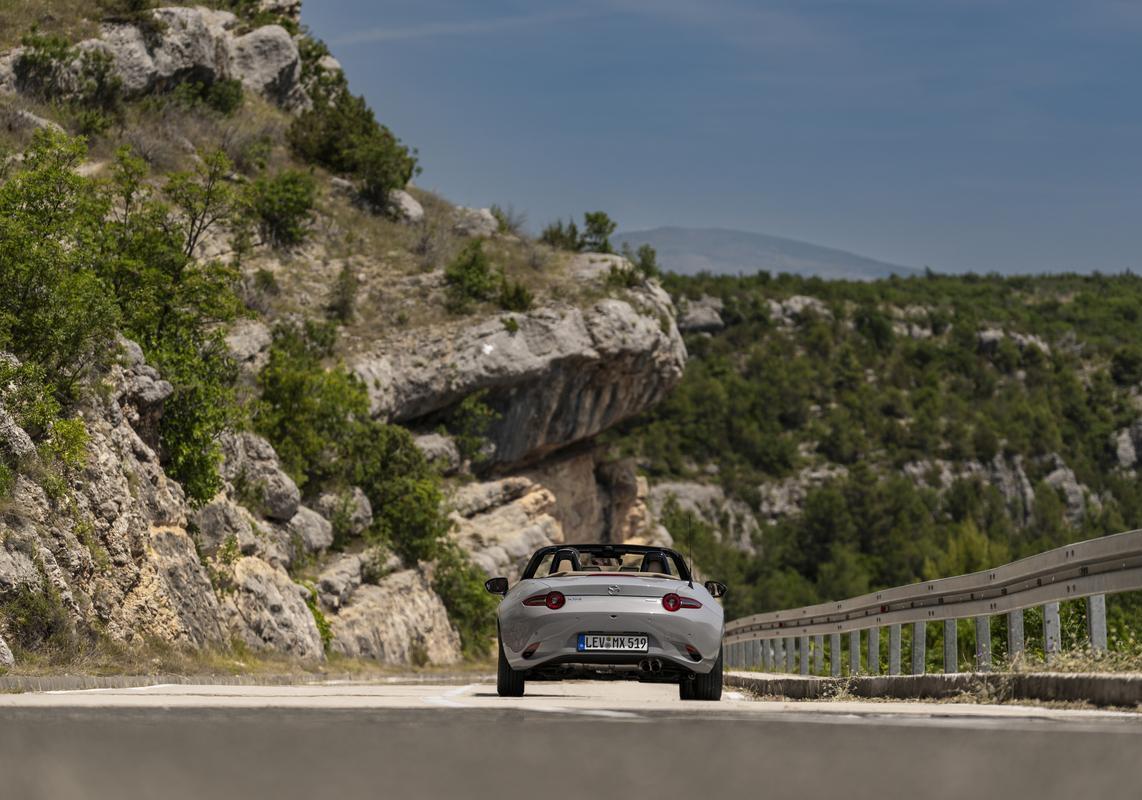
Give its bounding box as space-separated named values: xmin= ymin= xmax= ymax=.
xmin=1045 ymin=465 xmax=1088 ymax=525
xmin=287 ymin=505 xmax=333 ymax=554
xmin=0 ymin=407 xmax=35 ymax=462
xmin=0 ymin=532 xmax=41 ymax=596
xmin=191 ymin=498 xmax=258 ymax=558
xmin=649 ymin=481 xmax=759 ymax=553
xmin=316 ymin=553 xmax=362 ymax=611
xmin=258 ymin=0 xmax=301 ymax=20
xmin=224 ymin=557 xmax=324 ymax=660
xmin=767 ymin=295 xmax=831 ymax=326
xmin=329 ymin=570 xmax=461 ymax=665
xmin=679 ymin=295 xmax=725 ymax=334
xmin=389 ymin=189 xmax=425 ymax=224
xmin=414 ymin=433 xmax=461 ymax=475
xmin=219 ymin=431 xmax=301 ymax=522
xmin=229 ymin=25 xmax=304 ymax=107
xmin=1113 ymin=421 xmax=1142 ymax=470
xmin=453 ymin=207 xmax=498 ymax=238
xmin=756 ymin=464 xmax=850 ymax=524
xmin=450 ymin=478 xmax=563 ymax=580
xmin=353 ymin=285 xmax=686 ymax=466
xmin=225 ymin=319 xmax=272 ymax=380
xmin=314 ymin=488 xmax=373 ymax=538
xmin=0 ymin=634 xmax=13 ymax=668
xmin=0 ymin=106 xmax=64 ymax=135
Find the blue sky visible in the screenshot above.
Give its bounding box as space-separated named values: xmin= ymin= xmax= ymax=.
xmin=301 ymin=1 xmax=1142 ymax=274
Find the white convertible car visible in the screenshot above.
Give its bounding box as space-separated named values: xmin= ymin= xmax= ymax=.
xmin=485 ymin=544 xmax=727 ymax=700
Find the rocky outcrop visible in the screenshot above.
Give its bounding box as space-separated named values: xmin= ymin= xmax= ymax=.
xmin=316 ymin=553 xmax=363 ymax=611
xmin=649 ymin=481 xmax=759 ymax=552
xmin=329 ymin=569 xmax=461 ymax=665
xmin=219 ymin=432 xmax=300 ymax=523
xmin=1113 ymin=421 xmax=1142 ymax=470
xmin=453 ymin=207 xmax=498 ymax=238
xmin=1 ymin=7 xmax=305 ymax=109
xmin=223 ymin=556 xmax=323 ymax=660
xmin=413 ymin=433 xmax=461 ymax=475
xmin=354 ymin=284 xmax=686 ymax=467
xmin=0 ymin=634 xmax=13 ymax=668
xmin=450 ymin=478 xmax=563 ymax=580
xmin=0 ymin=349 xmax=226 ymax=649
xmin=314 ymin=488 xmax=373 ymax=539
xmin=767 ymin=295 xmax=831 ymax=326
xmin=225 ymin=319 xmax=271 ymax=384
xmin=679 ymin=295 xmax=725 ymax=334
xmin=755 ymin=464 xmax=849 ymax=524
xmin=0 ymin=407 xmax=35 ymax=462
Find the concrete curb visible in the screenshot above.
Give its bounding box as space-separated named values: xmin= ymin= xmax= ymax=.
xmin=726 ymin=671 xmax=1142 ymax=708
xmin=0 ymin=672 xmax=495 ymax=693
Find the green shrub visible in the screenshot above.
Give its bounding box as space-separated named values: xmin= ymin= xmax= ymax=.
xmin=445 ymin=390 xmax=499 ymax=465
xmin=444 ymin=241 xmax=497 ymax=312
xmin=254 ymin=321 xmax=370 ymax=488
xmin=539 ymin=218 xmax=580 ymax=251
xmin=171 ymin=79 xmax=245 ymax=116
xmin=490 ymin=204 xmax=525 ymax=236
xmin=2 ymin=585 xmax=77 ymax=661
xmin=497 ymin=278 xmax=533 ymax=312
xmin=432 ymin=543 xmax=498 ymax=658
xmin=326 ymin=263 xmax=357 ymax=323
xmin=287 ymin=88 xmax=417 ymax=208
xmin=250 ymin=170 xmax=316 ymax=248
xmin=13 ymin=31 xmax=73 ymax=100
xmin=1111 ymin=345 xmax=1142 ymax=386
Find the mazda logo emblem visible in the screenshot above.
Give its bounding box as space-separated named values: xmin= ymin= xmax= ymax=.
xmin=608 ymin=586 xmax=621 ymax=595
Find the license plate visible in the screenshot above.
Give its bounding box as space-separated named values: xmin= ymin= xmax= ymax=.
xmin=577 ymin=633 xmax=648 ymax=652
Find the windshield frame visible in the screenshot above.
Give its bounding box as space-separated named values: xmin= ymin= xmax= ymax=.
xmin=520 ymin=544 xmax=692 ymax=582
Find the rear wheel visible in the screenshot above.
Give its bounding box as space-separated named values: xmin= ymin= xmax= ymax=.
xmin=687 ymin=647 xmax=723 ymax=701
xmin=497 ymin=635 xmax=525 ymax=697
xmin=678 ymin=676 xmax=695 ymax=700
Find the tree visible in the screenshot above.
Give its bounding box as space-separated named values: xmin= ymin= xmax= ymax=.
xmin=581 ymin=211 xmax=616 ymax=253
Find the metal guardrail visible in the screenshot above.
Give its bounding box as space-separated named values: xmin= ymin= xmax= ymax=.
xmin=722 ymin=528 xmax=1142 ymax=676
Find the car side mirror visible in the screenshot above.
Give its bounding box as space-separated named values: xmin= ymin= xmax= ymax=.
xmin=485 ymin=577 xmax=509 ymax=596
xmin=704 ymin=581 xmax=727 ymax=599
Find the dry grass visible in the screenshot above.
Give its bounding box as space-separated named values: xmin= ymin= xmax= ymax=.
xmin=0 ymin=0 xmax=99 ymax=50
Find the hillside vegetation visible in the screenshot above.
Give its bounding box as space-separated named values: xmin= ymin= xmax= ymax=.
xmin=612 ymin=270 xmax=1142 ymax=655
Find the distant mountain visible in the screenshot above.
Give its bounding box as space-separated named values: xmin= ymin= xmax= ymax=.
xmin=613 ymin=226 xmax=918 ymax=281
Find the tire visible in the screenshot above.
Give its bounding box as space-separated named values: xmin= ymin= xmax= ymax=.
xmin=689 ymin=647 xmax=723 ymax=701
xmin=678 ymin=676 xmax=695 ymax=700
xmin=497 ymin=635 xmax=525 ymax=697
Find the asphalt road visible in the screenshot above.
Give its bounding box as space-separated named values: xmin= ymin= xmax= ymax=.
xmin=1 ymin=678 xmax=1140 ymax=800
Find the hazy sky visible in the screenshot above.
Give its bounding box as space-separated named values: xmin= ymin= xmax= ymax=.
xmin=301 ymin=1 xmax=1142 ymax=274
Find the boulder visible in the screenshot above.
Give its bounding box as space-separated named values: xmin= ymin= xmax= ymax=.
xmin=679 ymin=295 xmax=725 ymax=334
xmin=353 ymin=285 xmax=686 ymax=467
xmin=389 ymin=189 xmax=425 ymax=224
xmin=1113 ymin=421 xmax=1142 ymax=470
xmin=191 ymin=498 xmax=258 ymax=557
xmin=225 ymin=319 xmax=272 ymax=380
xmin=229 ymin=25 xmax=303 ymax=107
xmin=316 ymin=553 xmax=363 ymax=611
xmin=314 ymin=488 xmax=373 ymax=538
xmin=219 ymin=431 xmax=301 ymax=522
xmin=0 ymin=532 xmax=41 ymax=595
xmin=450 ymin=478 xmax=563 ymax=580
xmin=1045 ymin=465 xmax=1088 ymax=526
xmin=329 ymin=570 xmax=461 ymax=665
xmin=414 ymin=433 xmax=461 ymax=475
xmin=224 ymin=557 xmax=324 ymax=660
xmin=453 ymin=207 xmax=498 ymax=238
xmin=0 ymin=634 xmax=13 ymax=669
xmin=287 ymin=505 xmax=334 ymax=554
xmin=0 ymin=407 xmax=35 ymax=463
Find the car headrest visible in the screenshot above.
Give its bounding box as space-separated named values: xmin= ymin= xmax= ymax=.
xmin=550 ymin=547 xmax=581 ymax=574
xmin=641 ymin=552 xmax=671 ymax=574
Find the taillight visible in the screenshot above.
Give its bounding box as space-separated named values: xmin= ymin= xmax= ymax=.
xmin=523 ymin=591 xmax=565 ymax=609
xmin=662 ymin=593 xmax=702 ymax=612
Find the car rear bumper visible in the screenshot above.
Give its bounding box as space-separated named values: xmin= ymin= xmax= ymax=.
xmin=499 ymin=596 xmax=723 ymax=675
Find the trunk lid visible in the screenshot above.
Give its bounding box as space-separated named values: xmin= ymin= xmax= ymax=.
xmin=544 ymin=574 xmax=684 ymax=598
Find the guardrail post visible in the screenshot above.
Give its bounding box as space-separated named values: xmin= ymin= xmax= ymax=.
xmin=762 ymin=639 xmax=772 ymax=671
xmin=799 ymin=635 xmax=810 ymax=675
xmin=830 ymin=632 xmax=841 ymax=677
xmin=867 ymin=626 xmax=880 ymax=675
xmin=1007 ymin=610 xmax=1024 ymax=665
xmin=754 ymin=639 xmax=763 ymax=668
xmin=911 ymin=621 xmax=926 ymax=674
xmin=975 ymin=616 xmax=991 ymax=672
xmin=1087 ymin=594 xmax=1107 ymax=653
xmin=814 ymin=634 xmax=824 ymax=675
xmin=785 ymin=636 xmax=796 ymax=672
xmin=1043 ymin=602 xmax=1061 ymax=664
xmin=849 ymin=630 xmax=860 ymax=675
xmin=775 ymin=637 xmax=785 ymax=672
xmin=888 ymin=624 xmax=901 ymax=675
xmin=943 ymin=619 xmax=958 ymax=673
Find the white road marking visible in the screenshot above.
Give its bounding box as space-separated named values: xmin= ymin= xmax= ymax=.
xmin=422 ymin=684 xmax=478 ymax=708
